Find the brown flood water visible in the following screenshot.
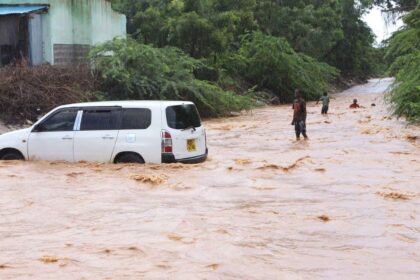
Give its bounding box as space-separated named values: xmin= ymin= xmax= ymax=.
xmin=0 ymin=78 xmax=419 ymax=279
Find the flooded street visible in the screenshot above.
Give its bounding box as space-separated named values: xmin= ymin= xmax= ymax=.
xmin=1 ymin=78 xmax=419 ymax=279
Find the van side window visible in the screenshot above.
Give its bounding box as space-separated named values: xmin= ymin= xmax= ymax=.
xmin=121 ymin=108 xmax=152 ymax=130
xmin=38 ymin=109 xmax=77 ymax=132
xmin=80 ymin=110 xmax=119 ymax=131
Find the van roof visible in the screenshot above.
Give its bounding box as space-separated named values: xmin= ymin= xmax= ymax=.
xmin=58 ymin=100 xmax=194 ymax=109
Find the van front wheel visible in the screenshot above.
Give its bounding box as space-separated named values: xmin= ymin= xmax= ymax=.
xmin=0 ymin=149 xmax=25 ymax=161
xmin=114 ymin=153 xmax=145 ymax=164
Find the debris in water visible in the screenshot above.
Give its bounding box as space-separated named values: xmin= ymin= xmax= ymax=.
xmin=258 ymin=156 xmax=310 ymax=172
xmin=48 ymin=161 xmax=67 ymax=165
xmin=129 ymin=174 xmax=168 ymax=185
xmin=390 ymin=151 xmax=410 ymax=155
xmin=149 ymin=163 xmax=192 ymax=170
xmin=91 ymin=167 xmax=104 ymax=172
xmin=376 ymin=192 xmax=411 ymax=201
xmin=169 ymin=183 xmax=192 ymax=191
xmin=253 ymin=186 xmax=275 ymax=191
xmin=394 ymin=233 xmax=417 ymax=243
xmin=259 ymin=163 xmax=281 ymax=170
xmin=112 ymin=166 xmax=125 ymax=171
xmin=25 ymin=200 xmax=34 ymax=207
xmin=167 ymin=233 xmax=183 ymax=241
xmin=156 ymin=263 xmax=171 ymax=269
xmin=0 ymin=264 xmax=12 ymax=269
xmin=206 ymin=263 xmax=220 ymax=270
xmin=216 ymin=229 xmax=229 ymax=235
xmin=217 ymin=125 xmax=233 ymax=131
xmin=314 ymin=168 xmax=326 ymax=173
xmin=235 ymin=159 xmax=252 ymax=165
xmin=318 ymin=215 xmax=330 ymax=222
xmin=166 ymin=234 xmax=195 ymax=244
xmin=358 ymin=116 xmax=371 ymax=124
xmin=0 ymin=160 xmax=23 ymax=166
xmin=39 ymin=256 xmax=59 ymax=264
xmin=127 ymin=246 xmax=142 ymax=252
xmin=66 ymin=172 xmax=85 ymax=178
xmin=381 ymin=116 xmax=392 ymax=120
xmin=361 ymin=128 xmax=376 ymax=134
xmin=405 ymin=134 xmax=418 ymax=142
xmin=361 ymin=127 xmax=390 ymax=135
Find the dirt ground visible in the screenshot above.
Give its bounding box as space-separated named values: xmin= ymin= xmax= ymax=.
xmin=0 ymin=78 xmax=419 ymax=280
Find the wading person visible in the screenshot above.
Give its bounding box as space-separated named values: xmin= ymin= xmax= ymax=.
xmin=317 ymin=92 xmax=330 ymax=115
xmin=349 ymin=99 xmax=360 ymax=109
xmin=291 ymin=89 xmax=308 ymax=140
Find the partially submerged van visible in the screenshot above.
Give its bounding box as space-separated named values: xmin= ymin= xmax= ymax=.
xmin=0 ymin=101 xmax=208 ymax=164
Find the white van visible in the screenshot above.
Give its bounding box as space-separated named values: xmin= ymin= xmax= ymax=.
xmin=0 ymin=101 xmax=208 ymax=164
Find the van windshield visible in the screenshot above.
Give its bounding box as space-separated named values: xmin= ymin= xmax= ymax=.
xmin=166 ymin=104 xmax=201 ymax=130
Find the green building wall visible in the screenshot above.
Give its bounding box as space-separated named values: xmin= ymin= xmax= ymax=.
xmin=0 ymin=0 xmax=126 ymax=64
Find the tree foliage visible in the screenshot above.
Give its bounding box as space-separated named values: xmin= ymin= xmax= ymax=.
xmin=385 ymin=7 xmax=420 ymax=122
xmin=90 ymin=38 xmax=253 ymax=117
xmin=326 ymin=0 xmax=377 ymax=78
xmin=110 ymin=0 xmax=380 ymax=77
xmin=105 ymin=0 xmax=387 ymax=116
xmin=369 ymin=0 xmax=418 ymax=12
xmin=224 ymin=32 xmax=338 ymax=102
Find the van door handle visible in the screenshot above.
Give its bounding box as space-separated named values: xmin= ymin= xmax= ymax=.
xmin=102 ymin=135 xmax=115 ymax=140
xmin=62 ymin=136 xmax=73 ymax=140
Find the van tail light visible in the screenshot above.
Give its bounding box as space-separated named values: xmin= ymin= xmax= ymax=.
xmin=161 ymin=130 xmax=173 ymax=153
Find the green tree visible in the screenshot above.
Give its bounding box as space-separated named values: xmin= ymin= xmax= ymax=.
xmin=168 ymin=12 xmax=223 ymax=58
xmin=326 ymin=0 xmax=376 ymax=79
xmin=109 ymin=0 xmax=383 ymax=105
xmin=385 ymin=7 xmax=420 ymax=121
xmin=224 ymin=32 xmax=338 ymax=102
xmin=370 ymin=0 xmax=418 ymax=12
xmin=90 ymin=38 xmax=253 ymax=117
xmin=132 ymin=7 xmax=168 ymax=46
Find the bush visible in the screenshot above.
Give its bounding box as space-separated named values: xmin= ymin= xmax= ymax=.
xmin=90 ymin=38 xmax=253 ymax=117
xmin=0 ymin=61 xmax=97 ymax=123
xmin=386 ymin=8 xmax=420 ymax=122
xmin=388 ymin=51 xmax=420 ymax=122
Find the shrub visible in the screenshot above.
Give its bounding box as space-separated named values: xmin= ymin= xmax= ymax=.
xmin=0 ymin=61 xmax=96 ymax=123
xmin=386 ymin=8 xmax=420 ymax=122
xmin=387 ymin=51 xmax=420 ymax=122
xmin=90 ymin=38 xmax=253 ymax=117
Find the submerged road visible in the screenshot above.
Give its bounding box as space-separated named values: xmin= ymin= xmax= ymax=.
xmin=0 ymin=78 xmax=419 ymax=279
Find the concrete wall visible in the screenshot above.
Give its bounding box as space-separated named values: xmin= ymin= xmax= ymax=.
xmin=0 ymin=0 xmax=126 ymax=64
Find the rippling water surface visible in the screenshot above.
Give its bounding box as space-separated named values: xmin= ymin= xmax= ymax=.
xmin=0 ymin=78 xmax=419 ymax=279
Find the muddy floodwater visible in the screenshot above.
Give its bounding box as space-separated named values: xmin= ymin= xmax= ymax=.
xmin=0 ymin=78 xmax=419 ymax=279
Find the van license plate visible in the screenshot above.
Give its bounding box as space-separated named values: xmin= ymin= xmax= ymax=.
xmin=187 ymin=139 xmax=197 ymax=152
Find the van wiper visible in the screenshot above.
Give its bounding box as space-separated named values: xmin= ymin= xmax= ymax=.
xmin=181 ymin=125 xmax=196 ymax=131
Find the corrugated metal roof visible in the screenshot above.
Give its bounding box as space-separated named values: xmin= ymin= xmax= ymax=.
xmin=0 ymin=5 xmax=48 ymax=16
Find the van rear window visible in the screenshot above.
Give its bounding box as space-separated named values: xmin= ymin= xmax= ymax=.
xmin=166 ymin=104 xmax=201 ymax=130
xmin=121 ymin=108 xmax=152 ymax=130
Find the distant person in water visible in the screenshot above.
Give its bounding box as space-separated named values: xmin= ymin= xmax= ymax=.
xmin=349 ymin=99 xmax=360 ymax=109
xmin=291 ymin=89 xmax=308 ymax=140
xmin=317 ymin=92 xmax=330 ymax=115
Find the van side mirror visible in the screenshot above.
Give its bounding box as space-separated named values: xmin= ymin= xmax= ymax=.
xmin=32 ymin=124 xmax=43 ymax=132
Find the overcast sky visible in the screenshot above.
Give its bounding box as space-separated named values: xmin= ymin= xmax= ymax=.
xmin=363 ymin=6 xmax=404 ymax=45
